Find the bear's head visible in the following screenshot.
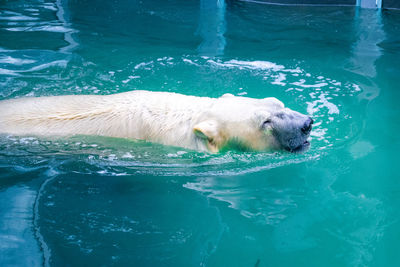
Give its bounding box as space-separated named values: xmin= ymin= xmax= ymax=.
xmin=193 ymin=93 xmax=313 ymax=153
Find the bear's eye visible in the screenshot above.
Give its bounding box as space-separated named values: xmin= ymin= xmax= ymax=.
xmin=261 ymin=119 xmax=272 ymax=128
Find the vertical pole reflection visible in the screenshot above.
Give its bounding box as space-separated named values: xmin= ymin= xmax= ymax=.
xmin=197 ymin=0 xmax=226 ymax=56
xmin=351 ymin=9 xmax=385 ymax=100
xmin=357 ymin=0 xmax=377 ymax=8
xmin=56 ymin=0 xmax=78 ymax=53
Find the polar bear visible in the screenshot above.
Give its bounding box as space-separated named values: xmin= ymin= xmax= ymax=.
xmin=0 ymin=90 xmax=313 ymax=153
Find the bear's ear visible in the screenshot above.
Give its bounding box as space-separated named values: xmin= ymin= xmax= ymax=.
xmin=263 ymin=97 xmax=284 ymax=108
xmin=193 ymin=120 xmax=221 ymax=153
xmin=221 ymin=93 xmax=234 ymax=98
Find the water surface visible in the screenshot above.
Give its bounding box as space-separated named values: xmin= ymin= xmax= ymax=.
xmin=1 ymin=0 xmax=400 ymax=266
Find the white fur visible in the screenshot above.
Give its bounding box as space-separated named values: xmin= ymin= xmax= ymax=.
xmin=0 ymin=90 xmax=307 ymax=152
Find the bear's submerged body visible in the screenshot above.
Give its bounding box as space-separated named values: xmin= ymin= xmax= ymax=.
xmin=0 ymin=90 xmax=313 ymax=153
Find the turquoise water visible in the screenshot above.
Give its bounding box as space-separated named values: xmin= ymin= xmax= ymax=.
xmin=1 ymin=0 xmax=400 ymax=266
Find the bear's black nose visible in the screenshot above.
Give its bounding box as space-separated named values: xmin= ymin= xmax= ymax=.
xmin=301 ymin=117 xmax=313 ymax=134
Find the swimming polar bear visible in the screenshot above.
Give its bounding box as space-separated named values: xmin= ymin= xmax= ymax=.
xmin=0 ymin=90 xmax=313 ymax=153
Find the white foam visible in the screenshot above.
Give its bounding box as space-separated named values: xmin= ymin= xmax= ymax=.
xmin=282 ymin=68 xmax=302 ymax=73
xmin=122 ymin=152 xmax=134 ymax=159
xmin=0 ymin=68 xmax=19 ymax=76
xmin=43 ymin=4 xmax=57 ymax=11
xmin=5 ymin=25 xmax=71 ymax=33
xmin=182 ymin=58 xmax=199 ymax=66
xmin=36 ymin=25 xmax=72 ymax=33
xmin=25 ymin=8 xmax=39 ymax=12
xmin=307 ymin=93 xmax=339 ymax=115
xmin=353 ymin=84 xmax=361 ymax=92
xmin=0 ymin=15 xmax=38 ymax=21
xmin=208 ymin=59 xmax=284 ymax=71
xmin=310 ymin=128 xmax=327 ymax=140
xmin=166 ymin=151 xmax=187 ymax=158
xmin=271 ymin=73 xmax=286 ymax=86
xmin=292 ymin=79 xmax=328 ymax=88
xmin=25 ymin=60 xmax=68 ymax=72
xmin=157 ymin=56 xmax=173 ymax=62
xmin=134 ymin=61 xmax=153 ymax=69
xmin=0 ymin=56 xmax=35 ymax=65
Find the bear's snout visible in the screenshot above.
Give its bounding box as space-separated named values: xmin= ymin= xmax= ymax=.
xmin=269 ymin=109 xmax=313 ymax=153
xmin=301 ymin=117 xmax=314 ymax=135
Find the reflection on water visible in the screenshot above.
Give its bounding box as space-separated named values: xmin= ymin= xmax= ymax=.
xmin=0 ymin=0 xmax=399 ymax=266
xmin=0 ymin=186 xmax=42 ymax=266
xmin=198 ymin=0 xmax=226 ymax=56
xmin=55 ymin=0 xmax=79 ymax=53
xmin=351 ymin=9 xmax=385 ymax=101
xmin=0 ymin=134 xmax=319 ymax=177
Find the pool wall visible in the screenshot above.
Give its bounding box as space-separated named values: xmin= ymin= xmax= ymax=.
xmin=240 ymin=0 xmax=355 ymax=5
xmin=382 ymin=0 xmax=400 ymax=9
xmin=240 ymin=0 xmax=400 ymax=9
